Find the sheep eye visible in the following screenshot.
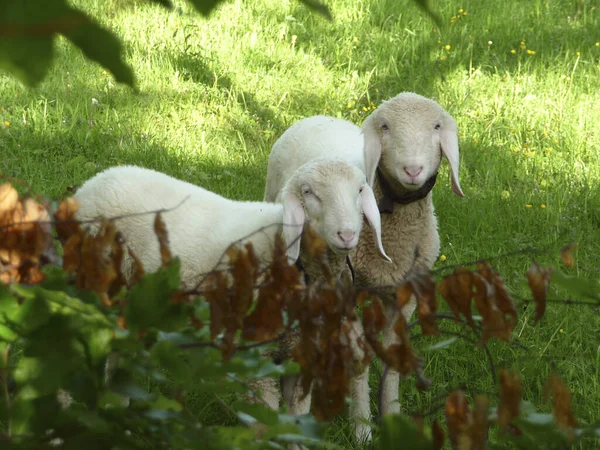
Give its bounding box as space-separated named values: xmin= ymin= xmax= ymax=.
xmin=434 ymin=123 xmax=442 ymax=130
xmin=381 ymin=123 xmax=389 ymax=131
xmin=302 ymin=187 xmax=312 ymax=196
xmin=359 ymin=187 xmax=364 ymax=193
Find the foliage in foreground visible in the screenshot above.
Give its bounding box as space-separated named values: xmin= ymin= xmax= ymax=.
xmin=1 ymin=180 xmax=600 ymax=449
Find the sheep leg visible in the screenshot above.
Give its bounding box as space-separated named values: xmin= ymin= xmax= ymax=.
xmin=281 ymin=374 xmax=311 ymax=450
xmin=348 ymin=319 xmax=373 ymax=442
xmin=380 ymin=304 xmax=400 ymax=415
xmin=281 ymin=374 xmax=311 ymax=415
xmin=248 ymin=377 xmax=281 ymax=410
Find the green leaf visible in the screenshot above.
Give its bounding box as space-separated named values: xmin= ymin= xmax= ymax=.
xmin=0 ymin=36 xmax=54 ymax=86
xmin=147 ymin=0 xmax=174 ymax=8
xmin=41 ymin=265 xmax=70 ymax=291
xmin=186 ymin=0 xmax=227 ymax=16
xmin=234 ymin=401 xmax=279 ymax=426
xmin=376 ymin=414 xmax=432 ymax=450
xmin=61 ymin=9 xmax=135 ymax=87
xmin=11 ymin=393 xmax=64 ymax=436
xmin=152 ymin=394 xmax=183 ymax=412
xmin=14 ymin=315 xmax=83 ymax=398
xmin=125 ymin=259 xmax=187 ymax=332
xmin=150 ymin=340 xmax=189 ymax=382
xmin=297 ymin=0 xmax=332 ymax=20
xmin=551 ymin=269 xmax=600 ymax=302
xmin=6 ymin=285 xmax=52 ymax=335
xmin=277 ymin=413 xmax=322 ymax=440
xmin=412 ymin=0 xmax=442 ymax=27
xmin=0 ymin=286 xmax=20 ymax=342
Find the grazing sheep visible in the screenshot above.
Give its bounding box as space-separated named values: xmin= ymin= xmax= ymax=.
xmin=265 ymin=92 xmax=464 ymax=441
xmin=74 ymin=163 xmax=387 ymax=287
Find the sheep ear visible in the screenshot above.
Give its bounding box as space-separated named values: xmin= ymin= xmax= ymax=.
xmin=360 ymin=185 xmax=392 ymax=264
xmin=281 ymin=192 xmax=305 ymax=263
xmin=362 ymin=113 xmax=382 ymax=187
xmin=440 ymin=116 xmax=465 ymax=197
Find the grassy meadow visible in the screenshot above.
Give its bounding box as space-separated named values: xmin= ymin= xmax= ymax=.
xmin=1 ymin=0 xmax=600 ymax=447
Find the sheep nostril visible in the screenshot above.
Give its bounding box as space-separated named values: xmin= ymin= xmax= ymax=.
xmin=404 ymin=165 xmax=423 ymax=178
xmin=337 ymin=230 xmax=356 ymax=244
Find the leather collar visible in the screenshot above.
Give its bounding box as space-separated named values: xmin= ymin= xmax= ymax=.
xmin=376 ymin=168 xmax=438 ymax=214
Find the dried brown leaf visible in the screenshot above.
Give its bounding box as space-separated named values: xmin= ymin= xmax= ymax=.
xmin=438 ymin=268 xmax=476 ymax=328
xmin=445 ymin=390 xmax=470 ymax=449
xmin=154 ymin=212 xmax=172 ymax=268
xmin=498 ymin=369 xmax=522 ymax=432
xmin=472 ymin=263 xmax=517 ymax=344
xmin=560 ymin=243 xmax=577 ymax=268
xmin=54 ymin=196 xmax=81 ymax=242
xmin=470 ymin=396 xmax=490 ymax=449
xmin=203 ymin=271 xmax=229 ymax=340
xmin=411 ymin=271 xmax=439 ymax=336
xmin=432 ymin=419 xmax=445 ymax=450
xmin=396 ymin=282 xmax=413 ymax=310
xmin=0 ymin=183 xmax=19 ymax=212
xmin=526 ymin=262 xmax=552 ymax=323
xmin=127 ymin=247 xmax=145 ymax=285
xmin=545 ymin=373 xmax=577 ymax=432
xmin=0 ymin=185 xmax=53 ymax=285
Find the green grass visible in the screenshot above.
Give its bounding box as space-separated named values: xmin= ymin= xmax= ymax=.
xmin=2 ymin=0 xmax=600 ymax=447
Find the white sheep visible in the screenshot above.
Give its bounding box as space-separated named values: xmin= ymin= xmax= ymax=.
xmin=264 ymin=92 xmax=464 ymax=442
xmin=70 ymin=163 xmax=390 ymax=420
xmin=74 ymin=163 xmax=388 ymax=288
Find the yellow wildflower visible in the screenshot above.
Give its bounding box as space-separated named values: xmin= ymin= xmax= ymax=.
xmin=3 ymin=121 xmax=10 ymax=127
xmin=347 ymin=101 xmax=355 ymax=109
xmin=576 ymin=51 xmax=580 ymax=56
xmin=596 ymin=42 xmax=599 ymax=46
xmin=463 ymin=11 xmax=468 ymax=16
xmin=439 ymin=255 xmax=447 ymax=262
xmin=541 ymin=204 xmax=546 ymax=209
xmin=458 ymin=8 xmax=463 ymax=13
xmin=445 ymin=44 xmax=451 ymax=51
xmin=527 ymin=49 xmax=536 ymax=55
xmin=510 ymin=49 xmax=516 ymax=54
xmin=525 ymin=204 xmax=533 ymax=208
xmin=440 ymin=55 xmax=447 ymax=61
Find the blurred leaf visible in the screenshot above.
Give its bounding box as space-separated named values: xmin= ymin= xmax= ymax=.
xmin=413 ymin=0 xmax=442 ymax=26
xmin=186 ymin=0 xmax=227 ymax=16
xmin=152 ymin=394 xmax=183 ymax=411
xmin=151 ymin=339 xmax=189 ymax=382
xmin=297 ymin=0 xmax=332 ymax=20
xmin=61 ymin=11 xmax=135 ymax=88
xmin=551 ymin=269 xmax=600 ymax=302
xmin=0 ymin=35 xmax=53 ymax=86
xmin=234 ymin=401 xmax=279 ymax=426
xmin=0 ymin=286 xmax=19 ymax=341
xmin=376 ymin=413 xmax=433 ymax=450
xmin=125 ymin=259 xmax=186 ymax=332
xmin=147 ymin=0 xmax=174 ymax=8
xmin=0 ymin=0 xmax=134 ymax=87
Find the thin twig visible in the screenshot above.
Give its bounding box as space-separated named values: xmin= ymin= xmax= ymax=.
xmin=0 ymin=195 xmax=192 ymax=232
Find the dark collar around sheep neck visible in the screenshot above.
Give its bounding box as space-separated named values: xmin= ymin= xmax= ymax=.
xmin=376 ymin=168 xmax=438 ymax=214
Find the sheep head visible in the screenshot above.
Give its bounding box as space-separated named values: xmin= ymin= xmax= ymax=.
xmin=280 ymin=159 xmax=391 ymax=264
xmin=362 ymin=92 xmax=464 ymax=198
